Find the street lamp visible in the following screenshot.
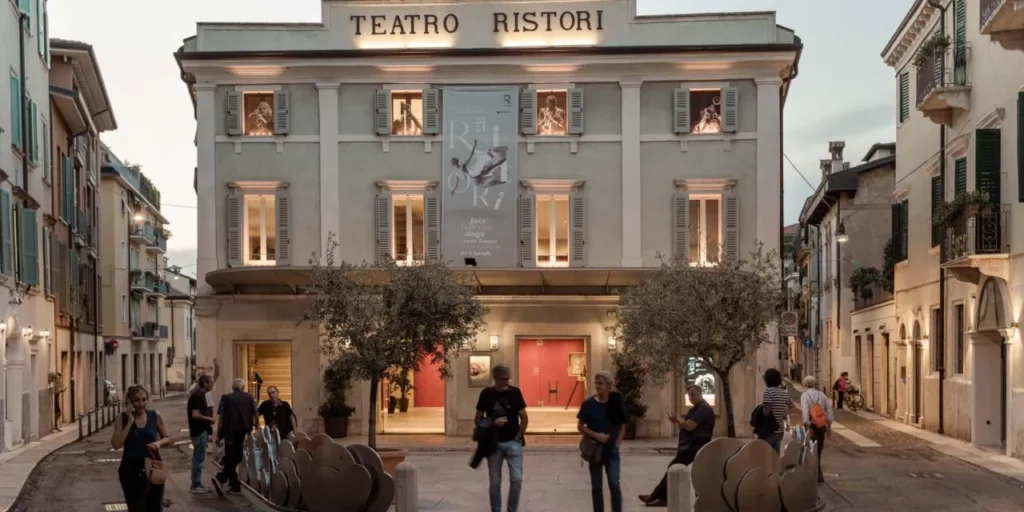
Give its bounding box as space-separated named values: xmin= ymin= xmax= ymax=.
xmin=835 ymin=221 xmax=849 ymax=244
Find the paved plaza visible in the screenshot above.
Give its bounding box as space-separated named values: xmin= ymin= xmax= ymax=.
xmin=6 ymin=391 xmax=1024 ymax=511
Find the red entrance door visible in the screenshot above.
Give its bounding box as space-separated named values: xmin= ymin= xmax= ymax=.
xmin=413 ymin=357 xmax=445 ymax=407
xmin=517 ymin=339 xmax=586 ymax=408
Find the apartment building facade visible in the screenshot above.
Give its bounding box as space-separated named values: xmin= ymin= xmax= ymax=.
xmin=882 ymin=0 xmax=1023 ymax=458
xmin=1 ymin=0 xmax=57 ymax=450
xmin=46 ymin=39 xmax=110 ymax=427
xmin=177 ymin=0 xmax=801 ymax=437
xmin=164 ymin=265 xmax=195 ymax=392
xmin=798 ymin=142 xmax=896 ymax=410
xmin=98 ymin=146 xmax=171 ymax=398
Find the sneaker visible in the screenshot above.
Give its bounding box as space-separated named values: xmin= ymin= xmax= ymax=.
xmin=211 ymin=478 xmax=224 ymax=497
xmin=226 ymin=488 xmax=242 ymax=495
xmin=191 ymin=485 xmax=212 ymax=494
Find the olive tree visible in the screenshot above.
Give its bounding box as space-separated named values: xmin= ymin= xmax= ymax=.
xmin=613 ymin=243 xmax=783 ymax=437
xmin=302 ymin=234 xmax=487 ymax=449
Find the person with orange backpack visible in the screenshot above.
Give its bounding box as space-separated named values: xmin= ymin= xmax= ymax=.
xmin=800 ymin=375 xmax=834 ymax=483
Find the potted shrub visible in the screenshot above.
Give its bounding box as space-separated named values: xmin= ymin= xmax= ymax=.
xmin=933 ymin=190 xmax=990 ymax=228
xmin=390 ymin=369 xmax=415 ymax=413
xmin=387 ymin=393 xmax=398 ymax=414
xmin=302 ymin=234 xmax=487 ymax=471
xmin=319 ymin=360 xmax=356 ymax=438
xmin=913 ymin=32 xmax=951 ymax=67
xmin=612 ymin=352 xmax=648 ymax=440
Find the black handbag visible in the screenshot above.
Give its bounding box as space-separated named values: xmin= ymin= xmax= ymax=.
xmin=579 ymin=436 xmax=604 ymax=464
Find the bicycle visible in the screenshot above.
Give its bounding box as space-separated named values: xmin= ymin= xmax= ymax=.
xmin=844 ymin=385 xmax=864 ymax=412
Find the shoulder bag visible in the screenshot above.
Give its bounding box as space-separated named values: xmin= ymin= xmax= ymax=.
xmin=579 ymin=435 xmax=604 ymax=464
xmin=145 ymin=447 xmax=168 ymax=488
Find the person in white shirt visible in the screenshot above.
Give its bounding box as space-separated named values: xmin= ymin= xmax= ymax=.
xmin=800 ymin=375 xmax=833 ymax=483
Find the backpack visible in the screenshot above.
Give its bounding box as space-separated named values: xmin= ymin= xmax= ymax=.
xmin=809 ymin=392 xmax=829 ymax=429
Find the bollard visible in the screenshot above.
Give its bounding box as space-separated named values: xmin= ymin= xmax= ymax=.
xmin=88 ymin=410 xmax=94 ymax=435
xmin=394 ymin=461 xmax=418 ymax=512
xmin=666 ymin=464 xmax=693 ymax=512
xmin=78 ymin=415 xmax=83 ymax=440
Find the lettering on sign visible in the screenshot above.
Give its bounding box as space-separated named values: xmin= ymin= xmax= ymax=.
xmin=350 ymin=10 xmax=605 ymax=36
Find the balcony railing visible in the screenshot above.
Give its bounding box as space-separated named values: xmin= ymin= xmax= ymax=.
xmin=916 ymin=45 xmax=969 ymax=107
xmin=130 ymin=224 xmax=155 ymax=243
xmin=147 ymin=233 xmax=167 ymax=253
xmin=159 ymin=325 xmax=168 ymax=339
xmin=980 ymin=0 xmax=1024 ymax=35
xmin=940 ymin=204 xmax=1010 ymax=264
xmin=142 ymin=322 xmax=159 ymax=338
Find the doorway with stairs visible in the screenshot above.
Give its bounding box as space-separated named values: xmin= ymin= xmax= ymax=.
xmin=235 ymin=342 xmax=293 ymax=422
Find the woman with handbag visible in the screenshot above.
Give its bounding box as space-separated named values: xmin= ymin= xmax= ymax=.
xmin=111 ymin=385 xmax=172 ymax=511
xmin=577 ymin=371 xmax=627 ymax=512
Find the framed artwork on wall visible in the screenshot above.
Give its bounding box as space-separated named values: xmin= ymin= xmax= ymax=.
xmin=468 ymin=354 xmax=492 ymax=387
xmin=567 ymin=352 xmax=586 ymax=377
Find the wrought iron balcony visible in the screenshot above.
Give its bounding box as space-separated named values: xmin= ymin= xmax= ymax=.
xmin=130 ymin=223 xmax=155 ymax=243
xmin=940 ymin=204 xmax=1010 ymax=265
xmin=146 ymin=233 xmax=167 ymax=254
xmin=980 ymin=0 xmax=1024 ymax=49
xmin=142 ymin=322 xmax=159 ymax=339
xmin=915 ymin=45 xmax=971 ymax=125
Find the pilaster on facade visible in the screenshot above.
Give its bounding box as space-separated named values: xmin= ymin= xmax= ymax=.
xmin=620 ymin=79 xmax=642 ymax=268
xmin=318 ymin=82 xmax=341 ymax=262
xmin=195 ymin=85 xmax=217 ymax=295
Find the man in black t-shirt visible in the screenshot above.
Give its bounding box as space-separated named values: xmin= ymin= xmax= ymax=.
xmin=638 ymin=385 xmax=716 ymax=507
xmin=186 ymin=374 xmax=216 ymax=494
xmin=257 ymin=386 xmax=296 ymax=441
xmin=475 ymin=364 xmax=528 ymax=512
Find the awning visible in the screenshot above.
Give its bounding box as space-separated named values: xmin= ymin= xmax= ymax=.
xmin=205 ymin=266 xmax=656 ymax=295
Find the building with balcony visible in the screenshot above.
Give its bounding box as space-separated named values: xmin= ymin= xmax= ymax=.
xmin=99 ymin=145 xmax=171 ymax=398
xmin=0 ymin=0 xmax=60 ymax=451
xmin=177 ymin=0 xmax=801 ymax=437
xmin=46 ymin=39 xmax=111 ymax=430
xmin=164 ymin=266 xmax=196 ymax=392
xmin=882 ymin=0 xmax=1023 ymax=458
xmin=798 ymin=142 xmax=897 ymax=414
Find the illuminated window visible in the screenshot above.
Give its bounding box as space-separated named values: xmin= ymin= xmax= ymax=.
xmin=392 ymin=194 xmax=425 ymax=264
xmin=688 ymin=195 xmax=721 ymax=265
xmin=391 ymin=91 xmax=424 ymax=136
xmin=243 ymin=92 xmax=275 ymax=136
xmin=690 ymin=89 xmax=722 ymax=134
xmin=243 ymin=195 xmax=276 ymax=265
xmin=536 ymin=89 xmax=568 ymax=136
xmin=685 ymin=357 xmax=716 ymax=407
xmin=536 ymin=194 xmax=569 ymax=267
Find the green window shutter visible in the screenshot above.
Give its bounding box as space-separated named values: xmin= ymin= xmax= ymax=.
xmin=20 ymin=208 xmax=38 ymax=286
xmin=975 ymin=129 xmax=1002 ymax=203
xmin=43 ymin=13 xmax=49 ymax=67
xmin=891 ymin=202 xmax=901 ymax=261
xmin=673 ymin=88 xmax=690 ymax=134
xmin=0 ymin=191 xmax=10 ymax=276
xmin=36 ymin=0 xmax=44 ymax=56
xmin=1018 ymin=92 xmax=1024 ymax=202
xmin=954 ymin=158 xmax=967 ymax=196
xmin=953 ymin=0 xmax=967 ymax=86
xmin=18 ymin=0 xmax=30 ymax=18
xmin=29 ymin=99 xmax=37 ymax=163
xmin=42 ymin=227 xmax=49 ymax=293
xmin=899 ymin=73 xmax=909 ymax=123
xmin=10 ymin=74 xmax=22 ymax=151
xmin=42 ymin=120 xmax=48 ymax=181
xmin=931 ymin=176 xmax=941 ymax=247
xmin=901 ymin=199 xmax=909 ymax=261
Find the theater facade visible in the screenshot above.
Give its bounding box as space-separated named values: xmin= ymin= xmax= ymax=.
xmin=176 ymin=0 xmax=802 ymax=438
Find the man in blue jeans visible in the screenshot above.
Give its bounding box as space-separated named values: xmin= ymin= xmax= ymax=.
xmin=475 ymin=364 xmax=529 ymax=512
xmin=577 ymin=371 xmax=627 ymax=512
xmin=186 ymin=374 xmax=216 ymax=493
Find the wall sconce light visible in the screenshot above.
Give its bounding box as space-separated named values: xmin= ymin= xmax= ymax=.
xmin=23 ymin=327 xmax=33 ymax=338
xmin=489 ymin=335 xmax=499 ymax=351
xmin=608 ymin=335 xmax=618 ymax=352
xmin=0 ymin=322 xmax=6 ymax=331
xmin=40 ymin=330 xmax=50 ymax=338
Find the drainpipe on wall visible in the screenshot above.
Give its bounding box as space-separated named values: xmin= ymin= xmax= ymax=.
xmin=927 ymin=0 xmax=947 ymax=436
xmin=835 ymin=201 xmax=842 ymax=396
xmin=781 ymin=44 xmax=801 ymax=375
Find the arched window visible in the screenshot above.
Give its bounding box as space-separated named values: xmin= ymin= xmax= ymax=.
xmin=912 ymin=320 xmax=921 ymax=341
xmin=899 ymin=323 xmax=907 ymax=342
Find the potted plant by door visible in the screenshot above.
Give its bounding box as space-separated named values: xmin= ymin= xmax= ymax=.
xmin=319 ymin=360 xmax=356 ymax=438
xmin=613 ymin=352 xmax=648 ymax=440
xmin=387 ymin=394 xmax=398 ymax=414
xmin=391 ymin=369 xmax=415 ymax=413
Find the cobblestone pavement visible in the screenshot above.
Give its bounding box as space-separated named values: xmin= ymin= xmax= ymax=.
xmin=12 ymin=389 xmax=1024 ymax=511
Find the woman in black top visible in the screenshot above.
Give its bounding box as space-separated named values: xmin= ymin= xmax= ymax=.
xmin=257 ymin=386 xmax=297 ymax=440
xmin=111 ymin=385 xmax=171 ymax=511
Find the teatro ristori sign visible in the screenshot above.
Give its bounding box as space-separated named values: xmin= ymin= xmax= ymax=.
xmin=349 ymin=9 xmax=606 ymax=36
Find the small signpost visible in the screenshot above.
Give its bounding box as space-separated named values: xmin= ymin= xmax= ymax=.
xmin=781 ymin=311 xmax=798 ymax=337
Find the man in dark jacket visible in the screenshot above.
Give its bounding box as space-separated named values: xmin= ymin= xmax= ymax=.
xmin=212 ymin=378 xmax=257 ymax=496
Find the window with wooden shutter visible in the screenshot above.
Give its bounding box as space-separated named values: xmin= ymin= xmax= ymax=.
xmin=10 ymin=73 xmax=22 ymax=151
xmin=0 ymin=191 xmax=10 ymax=276
xmin=900 ymin=199 xmax=909 ymax=261
xmin=954 ymin=158 xmax=967 ymax=196
xmin=953 ymin=0 xmax=967 ymax=86
xmin=899 ymin=73 xmax=910 ymax=123
xmin=28 ymin=99 xmax=37 ymax=164
xmin=721 ymin=87 xmax=739 ymax=133
xmin=519 ymin=194 xmax=535 ymax=267
xmin=374 ymin=89 xmax=391 ymax=135
xmin=975 ymin=129 xmax=1001 ymax=203
xmin=423 ymin=88 xmax=440 ymax=135
xmin=672 ymin=193 xmax=689 ymax=262
xmin=672 ymin=89 xmax=690 ymax=134
xmin=36 ymin=0 xmax=44 ymax=57
xmin=723 ymin=195 xmax=739 ymax=262
xmin=275 ymin=188 xmax=290 ymax=266
xmin=42 ymin=119 xmax=49 ymax=182
xmin=891 ymin=202 xmax=901 ymax=261
xmin=273 ymin=91 xmax=290 ymax=135
xmin=42 ymin=227 xmax=49 ymax=293
xmin=1018 ymin=92 xmax=1024 ymax=202
xmin=225 ymin=91 xmax=241 ymax=136
xmin=568 ymin=88 xmax=584 ymax=135
xmin=389 ymin=90 xmax=427 ymax=136
xmin=930 ymin=176 xmax=941 ymax=247
xmin=392 ymin=194 xmax=426 ymax=264
xmin=23 ymin=208 xmax=38 ymax=285
xmin=520 ymin=88 xmax=536 ymax=135
xmin=569 ymin=191 xmax=585 ymax=267
xmin=425 ymin=193 xmax=440 ymax=261
xmin=375 ymin=193 xmax=392 ymax=263
xmin=226 ymin=191 xmax=241 ymax=267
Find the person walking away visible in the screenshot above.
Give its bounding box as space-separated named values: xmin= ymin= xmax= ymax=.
xmin=187 ymin=374 xmax=216 ymax=494
xmin=212 ymin=378 xmax=257 ymax=496
xmin=577 ymin=371 xmax=627 ymax=512
xmin=475 ymin=364 xmax=528 ymax=512
xmin=111 ymin=385 xmax=171 ymax=511
xmin=258 ymin=385 xmax=297 ymax=441
xmin=800 ymin=375 xmax=834 ymax=483
xmin=832 ymin=372 xmax=849 ymax=410
xmin=638 ymin=385 xmax=715 ymax=507
xmin=761 ymin=368 xmax=791 ymax=452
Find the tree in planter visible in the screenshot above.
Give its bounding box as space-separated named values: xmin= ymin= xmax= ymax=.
xmin=611 ymin=351 xmax=648 ymax=440
xmin=318 ymin=359 xmax=356 ymax=438
xmin=302 ymin=234 xmax=487 ymax=450
xmin=613 ymin=244 xmax=783 ymax=437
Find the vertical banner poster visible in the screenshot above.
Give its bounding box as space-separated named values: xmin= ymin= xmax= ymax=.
xmin=442 ymin=87 xmax=519 ymax=267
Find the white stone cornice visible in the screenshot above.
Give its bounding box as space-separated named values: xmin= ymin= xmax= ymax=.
xmin=894 ymin=183 xmax=911 ymax=201
xmin=619 ymin=80 xmax=642 ymax=88
xmin=673 ymin=178 xmax=737 ymax=192
xmin=975 ymin=107 xmax=1006 ymax=130
xmin=520 ymin=179 xmax=585 ymax=193
xmin=922 ymin=152 xmax=941 ymax=178
xmin=194 ymin=84 xmax=217 ymax=92
xmin=754 ymin=77 xmax=783 ymax=86
xmin=375 ymin=180 xmax=438 ymax=193
xmin=946 ymin=132 xmax=971 ymax=160
xmin=315 ymin=82 xmax=341 ymax=90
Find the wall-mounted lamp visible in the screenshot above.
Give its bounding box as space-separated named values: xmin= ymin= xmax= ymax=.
xmin=23 ymin=327 xmax=33 ymax=338
xmin=0 ymin=322 xmax=7 ymax=331
xmin=608 ymin=335 xmax=618 ymax=352
xmin=835 ymin=222 xmax=849 ymax=244
xmin=489 ymin=335 xmax=499 ymax=351
xmin=40 ymin=330 xmax=49 ymax=338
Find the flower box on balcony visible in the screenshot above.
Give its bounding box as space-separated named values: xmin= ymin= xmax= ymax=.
xmin=913 ymin=33 xmax=951 ymax=68
xmin=933 ymin=190 xmax=991 ymax=228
